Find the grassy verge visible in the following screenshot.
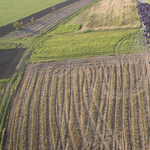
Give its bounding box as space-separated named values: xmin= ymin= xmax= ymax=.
xmin=0 ymin=79 xmax=9 ymax=105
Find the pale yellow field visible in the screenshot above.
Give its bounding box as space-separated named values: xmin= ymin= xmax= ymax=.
xmin=82 ymin=0 xmax=141 ymax=30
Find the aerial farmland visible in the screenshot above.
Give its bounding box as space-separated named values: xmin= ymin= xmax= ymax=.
xmin=0 ymin=0 xmax=150 ymax=149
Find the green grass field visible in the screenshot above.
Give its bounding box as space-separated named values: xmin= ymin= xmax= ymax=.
xmin=0 ymin=0 xmax=67 ymax=27
xmin=30 ymin=28 xmax=143 ymax=63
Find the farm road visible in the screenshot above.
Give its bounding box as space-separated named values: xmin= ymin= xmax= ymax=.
xmin=7 ymin=0 xmax=95 ymax=38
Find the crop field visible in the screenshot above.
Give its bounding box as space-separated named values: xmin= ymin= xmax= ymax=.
xmin=4 ymin=53 xmax=150 ymax=150
xmin=82 ymin=0 xmax=141 ymax=30
xmin=0 ymin=0 xmax=67 ymax=28
xmin=29 ymin=29 xmax=143 ymax=63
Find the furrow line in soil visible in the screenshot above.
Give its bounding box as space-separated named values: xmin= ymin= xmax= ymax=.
xmin=17 ymin=69 xmax=36 ymax=150
xmin=6 ymin=69 xmax=30 ymax=150
xmin=9 ymin=69 xmax=32 ymax=150
xmin=78 ymin=67 xmax=87 ymax=144
xmin=120 ymin=63 xmax=125 ymax=150
xmin=123 ymin=62 xmax=132 ymax=150
xmin=31 ymin=70 xmax=45 ymax=150
xmin=115 ymin=64 xmax=123 ymax=149
xmin=130 ymin=62 xmax=141 ymax=149
xmin=19 ymin=70 xmax=38 ymax=150
xmin=47 ymin=68 xmax=55 ymax=150
xmin=133 ymin=61 xmax=145 ymax=150
xmin=39 ymin=69 xmax=48 ymax=150
xmin=49 ymin=68 xmax=60 ymax=150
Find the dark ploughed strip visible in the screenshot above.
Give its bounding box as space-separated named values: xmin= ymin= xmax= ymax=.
xmin=0 ymin=49 xmax=25 ymax=79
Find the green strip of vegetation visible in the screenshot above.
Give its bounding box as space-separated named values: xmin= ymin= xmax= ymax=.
xmin=66 ymin=8 xmax=91 ymax=25
xmin=51 ymin=25 xmax=82 ymax=34
xmin=0 ymin=79 xmax=9 ymax=105
xmin=30 ymin=29 xmax=143 ymax=63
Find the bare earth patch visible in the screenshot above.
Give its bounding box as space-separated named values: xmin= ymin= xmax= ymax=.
xmin=4 ymin=52 xmax=150 ymax=149
xmin=0 ymin=49 xmax=25 ymax=79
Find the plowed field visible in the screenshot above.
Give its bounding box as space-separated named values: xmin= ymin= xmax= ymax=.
xmin=0 ymin=48 xmax=25 ymax=79
xmin=5 ymin=53 xmax=150 ymax=150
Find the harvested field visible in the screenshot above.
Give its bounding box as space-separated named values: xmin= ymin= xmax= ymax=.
xmin=0 ymin=49 xmax=25 ymax=79
xmin=4 ymin=53 xmax=150 ymax=149
xmin=82 ymin=0 xmax=141 ymax=30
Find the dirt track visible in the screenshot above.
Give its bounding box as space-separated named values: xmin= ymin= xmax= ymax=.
xmin=7 ymin=0 xmax=95 ymax=39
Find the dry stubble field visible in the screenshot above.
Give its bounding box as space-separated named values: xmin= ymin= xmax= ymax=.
xmin=82 ymin=0 xmax=140 ymax=30
xmin=4 ymin=53 xmax=150 ymax=150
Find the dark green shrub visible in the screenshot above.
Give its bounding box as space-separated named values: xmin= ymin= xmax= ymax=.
xmin=13 ymin=21 xmax=23 ymax=30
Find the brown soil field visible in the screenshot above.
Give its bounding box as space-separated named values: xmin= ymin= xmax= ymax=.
xmin=4 ymin=53 xmax=150 ymax=150
xmin=0 ymin=49 xmax=25 ymax=79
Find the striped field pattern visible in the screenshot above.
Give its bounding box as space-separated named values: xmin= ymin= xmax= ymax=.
xmin=4 ymin=53 xmax=150 ymax=150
